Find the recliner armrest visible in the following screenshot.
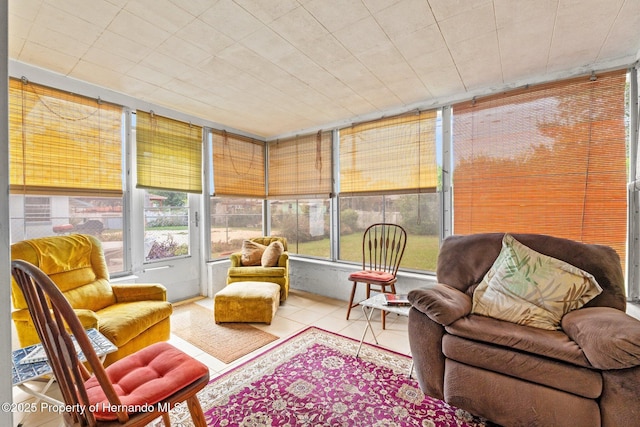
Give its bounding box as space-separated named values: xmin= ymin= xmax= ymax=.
xmin=562 ymin=306 xmax=640 ymax=370
xmin=112 ymin=283 xmax=167 ymax=302
xmin=408 ymin=284 xmax=472 ymax=326
xmin=12 ymin=308 xmax=99 ymax=345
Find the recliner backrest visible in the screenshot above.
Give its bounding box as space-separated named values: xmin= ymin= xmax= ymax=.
xmin=436 ymin=232 xmax=626 ymax=311
xmin=11 ymin=234 xmax=116 ymax=312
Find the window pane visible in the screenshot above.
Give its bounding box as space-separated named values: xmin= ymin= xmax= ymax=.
xmin=270 ymin=199 xmax=330 ymax=258
xmin=393 ymin=193 xmax=440 ymax=271
xmin=144 ymin=190 xmax=190 ymax=261
xmin=10 ymin=194 xmax=125 ymax=274
xmin=24 ymin=197 xmax=50 ymax=224
xmin=339 ymin=194 xmax=439 ymax=271
xmin=8 ymin=78 xmax=126 ymax=275
xmin=339 ymin=195 xmax=383 ymax=263
xmin=210 ymin=197 xmax=263 ymax=259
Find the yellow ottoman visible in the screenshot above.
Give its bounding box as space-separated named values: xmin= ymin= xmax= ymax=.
xmin=214 ymin=281 xmax=280 ymax=324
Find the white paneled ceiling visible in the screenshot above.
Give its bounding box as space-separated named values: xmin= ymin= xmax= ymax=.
xmin=9 ymin=0 xmax=640 ymax=138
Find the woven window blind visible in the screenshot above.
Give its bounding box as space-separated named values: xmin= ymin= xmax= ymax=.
xmin=268 ymin=131 xmax=332 ymax=198
xmin=452 ymin=70 xmax=628 ymax=262
xmin=212 ymin=130 xmax=265 ymax=197
xmin=136 ymin=110 xmax=202 ymax=193
xmin=339 ymin=110 xmax=438 ymax=195
xmin=9 ymin=78 xmax=123 ymax=196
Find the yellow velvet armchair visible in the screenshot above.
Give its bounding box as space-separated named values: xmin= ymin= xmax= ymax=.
xmin=10 ymin=234 xmax=173 ymax=366
xmin=227 ymin=236 xmax=290 ymax=301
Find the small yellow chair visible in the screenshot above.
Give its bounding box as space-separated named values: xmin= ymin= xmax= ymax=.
xmin=227 ymin=236 xmax=290 ymax=302
xmin=10 ymin=234 xmax=172 ymax=366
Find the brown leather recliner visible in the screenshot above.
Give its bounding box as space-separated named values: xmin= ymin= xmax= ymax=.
xmin=408 ymin=233 xmax=640 ymax=427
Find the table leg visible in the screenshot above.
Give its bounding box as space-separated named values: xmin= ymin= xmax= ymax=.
xmin=14 ymin=350 xmax=110 ymax=426
xmin=355 ymin=305 xmax=379 ymax=358
xmin=16 ymin=376 xmax=60 ymax=427
xmin=17 ymin=377 xmax=60 ymax=406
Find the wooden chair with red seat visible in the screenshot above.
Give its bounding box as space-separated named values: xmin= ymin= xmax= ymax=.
xmin=11 ymin=259 xmax=210 ymax=427
xmin=346 ymin=223 xmax=407 ymax=329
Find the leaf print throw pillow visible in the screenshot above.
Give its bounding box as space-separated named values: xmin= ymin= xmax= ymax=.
xmin=471 ymin=234 xmax=603 ymax=330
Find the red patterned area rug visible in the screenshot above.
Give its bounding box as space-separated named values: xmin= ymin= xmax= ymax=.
xmin=163 ymin=326 xmax=490 ymax=427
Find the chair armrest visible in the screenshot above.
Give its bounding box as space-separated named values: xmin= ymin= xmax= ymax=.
xmin=229 ymin=252 xmax=242 ymax=267
xmin=277 ymin=252 xmax=289 ymax=268
xmin=408 ymin=284 xmax=472 ymax=326
xmin=562 ymin=307 xmax=640 ymax=370
xmin=12 ymin=308 xmax=98 ymax=335
xmin=111 ymin=283 xmax=167 ymax=302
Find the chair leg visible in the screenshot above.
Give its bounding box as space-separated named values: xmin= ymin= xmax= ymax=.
xmin=161 ymin=412 xmax=171 ymax=426
xmin=346 ymin=281 xmax=358 ymax=320
xmin=382 ymin=309 xmax=386 ymax=330
xmin=187 ymin=395 xmax=207 ymax=427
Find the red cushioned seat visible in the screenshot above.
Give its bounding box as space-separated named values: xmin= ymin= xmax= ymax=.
xmin=85 ymin=342 xmax=209 ymax=421
xmin=348 ymin=270 xmax=395 ymax=283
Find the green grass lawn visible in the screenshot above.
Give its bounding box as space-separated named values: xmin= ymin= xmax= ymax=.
xmin=207 ymin=225 xmax=440 ymax=272
xmin=298 ymin=233 xmax=439 ymax=272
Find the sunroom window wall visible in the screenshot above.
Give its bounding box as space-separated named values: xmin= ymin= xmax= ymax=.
xmin=209 ymin=129 xmax=266 ymax=259
xmin=337 ymin=110 xmax=441 ymax=272
xmin=268 ymin=131 xmax=333 ymax=258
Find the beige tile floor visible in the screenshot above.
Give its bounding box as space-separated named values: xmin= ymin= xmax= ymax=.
xmin=11 ymin=289 xmax=411 ymax=427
